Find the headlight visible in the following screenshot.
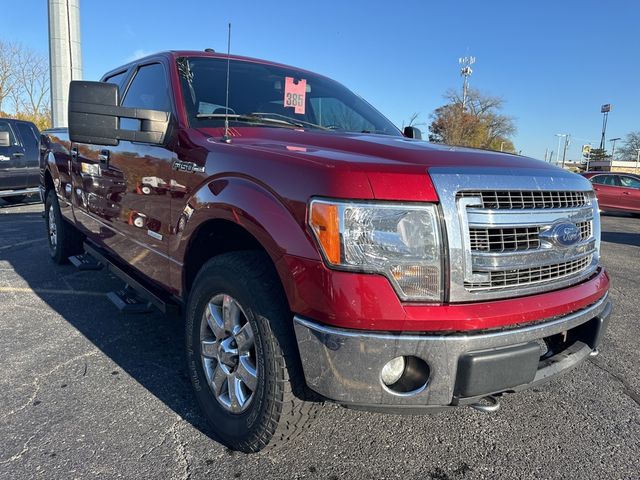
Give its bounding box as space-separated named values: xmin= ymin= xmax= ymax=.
xmin=308 ymin=199 xmax=443 ymax=302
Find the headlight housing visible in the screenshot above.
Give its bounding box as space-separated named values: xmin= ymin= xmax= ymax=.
xmin=308 ymin=199 xmax=443 ymax=302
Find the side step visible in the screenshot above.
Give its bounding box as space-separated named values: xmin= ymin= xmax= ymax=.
xmin=83 ymin=242 xmax=181 ymax=316
xmin=107 ymin=286 xmax=154 ymax=314
xmin=0 ymin=187 xmax=40 ymax=198
xmin=69 ymin=253 xmax=103 ymax=271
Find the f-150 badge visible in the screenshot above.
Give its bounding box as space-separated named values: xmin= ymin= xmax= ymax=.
xmin=172 ymin=160 xmax=204 ymax=173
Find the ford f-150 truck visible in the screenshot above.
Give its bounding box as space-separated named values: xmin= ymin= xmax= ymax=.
xmin=40 ymin=50 xmax=612 ymax=453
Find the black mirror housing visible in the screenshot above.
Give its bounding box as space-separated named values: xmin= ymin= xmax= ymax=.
xmin=403 ymin=126 xmax=422 ymax=140
xmin=68 ymin=80 xmax=171 ymax=147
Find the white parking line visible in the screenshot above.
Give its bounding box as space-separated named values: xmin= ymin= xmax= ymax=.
xmin=0 ymin=287 xmax=105 ymax=297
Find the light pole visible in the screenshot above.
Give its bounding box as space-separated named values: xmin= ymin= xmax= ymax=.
xmin=555 ymin=134 xmax=567 ymax=165
xmin=562 ymin=134 xmax=571 ymax=168
xmin=609 ymin=137 xmax=621 ymax=160
xmin=636 ymin=149 xmax=640 ymax=174
xmin=459 ymin=56 xmax=475 ymax=110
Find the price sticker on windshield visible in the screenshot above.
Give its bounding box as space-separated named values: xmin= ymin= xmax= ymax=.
xmin=284 ymin=77 xmax=306 ymax=115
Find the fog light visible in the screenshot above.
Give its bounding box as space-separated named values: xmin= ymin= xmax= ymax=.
xmin=381 ymin=356 xmax=406 ymax=386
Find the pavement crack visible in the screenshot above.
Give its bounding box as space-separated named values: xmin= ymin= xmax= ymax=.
xmin=169 ymin=417 xmax=191 ymax=480
xmin=0 ymin=350 xmax=99 ymax=423
xmin=589 ymin=358 xmax=640 ymax=407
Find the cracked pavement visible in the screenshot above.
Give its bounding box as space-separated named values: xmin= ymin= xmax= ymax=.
xmin=0 ymin=199 xmax=638 ymax=479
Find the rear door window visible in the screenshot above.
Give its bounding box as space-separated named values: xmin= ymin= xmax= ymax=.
xmin=15 ymin=122 xmax=39 ymax=161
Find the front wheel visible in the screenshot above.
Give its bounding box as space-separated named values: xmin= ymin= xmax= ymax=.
xmin=186 ymin=251 xmax=317 ymax=452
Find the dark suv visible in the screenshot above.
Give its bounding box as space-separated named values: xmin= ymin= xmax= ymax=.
xmin=0 ymin=118 xmax=41 ymax=203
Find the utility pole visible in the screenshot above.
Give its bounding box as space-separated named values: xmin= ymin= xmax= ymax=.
xmin=609 ymin=137 xmax=621 ymax=160
xmin=555 ymin=134 xmax=567 ymax=165
xmin=48 ymin=0 xmax=83 ymax=128
xmin=562 ymin=134 xmax=570 ymax=168
xmin=459 ymin=56 xmax=475 ymax=110
xmin=636 ymin=149 xmax=640 ymax=174
xmin=599 ymin=104 xmax=611 ymax=151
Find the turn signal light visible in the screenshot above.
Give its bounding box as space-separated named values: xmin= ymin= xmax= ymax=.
xmin=309 ymin=202 xmax=340 ymax=264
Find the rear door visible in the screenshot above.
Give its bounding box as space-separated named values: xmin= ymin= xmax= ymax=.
xmin=13 ymin=121 xmax=40 ymax=188
xmin=618 ymin=175 xmax=640 ymax=212
xmin=0 ymin=119 xmax=27 ymax=190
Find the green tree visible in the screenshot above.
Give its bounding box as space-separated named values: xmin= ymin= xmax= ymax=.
xmin=428 ymin=88 xmax=516 ymax=153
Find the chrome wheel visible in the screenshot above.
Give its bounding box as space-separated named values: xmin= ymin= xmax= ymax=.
xmin=48 ymin=204 xmax=57 ymax=249
xmin=200 ymin=294 xmax=258 ymax=414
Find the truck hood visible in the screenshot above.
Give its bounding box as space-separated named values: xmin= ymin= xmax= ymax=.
xmin=196 ymin=127 xmax=556 ymax=172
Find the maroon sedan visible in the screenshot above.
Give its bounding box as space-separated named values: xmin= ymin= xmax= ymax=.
xmin=582 ymin=171 xmax=640 ymax=215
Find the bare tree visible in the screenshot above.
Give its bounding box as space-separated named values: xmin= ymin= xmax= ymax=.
xmin=0 ymin=40 xmax=19 ymax=113
xmin=617 ymin=131 xmax=640 ymax=161
xmin=0 ymin=40 xmax=51 ymax=130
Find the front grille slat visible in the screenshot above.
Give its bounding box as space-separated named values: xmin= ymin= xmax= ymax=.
xmin=469 ymin=221 xmax=591 ymax=253
xmin=465 ymin=256 xmax=592 ymax=292
xmin=459 ymin=190 xmax=589 ymax=210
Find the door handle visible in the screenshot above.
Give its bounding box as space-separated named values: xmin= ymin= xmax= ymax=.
xmin=622 ymin=191 xmax=630 ymax=195
xmin=13 ymin=152 xmax=24 ymax=158
xmin=99 ymin=149 xmax=110 ymax=166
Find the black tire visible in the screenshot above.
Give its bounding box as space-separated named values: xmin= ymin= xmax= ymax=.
xmin=2 ymin=195 xmax=26 ymax=204
xmin=186 ymin=251 xmax=317 ymax=453
xmin=45 ymin=190 xmax=83 ymax=264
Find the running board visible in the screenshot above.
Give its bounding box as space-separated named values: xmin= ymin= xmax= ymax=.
xmin=0 ymin=187 xmax=40 ymax=198
xmin=83 ymin=242 xmax=181 ymax=316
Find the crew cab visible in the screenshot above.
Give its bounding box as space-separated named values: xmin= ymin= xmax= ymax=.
xmin=0 ymin=117 xmax=41 ymax=203
xmin=40 ymin=50 xmax=612 ymax=452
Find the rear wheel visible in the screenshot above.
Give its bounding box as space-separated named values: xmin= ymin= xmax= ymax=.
xmin=45 ymin=190 xmax=83 ymax=264
xmin=186 ymin=251 xmax=317 ymax=452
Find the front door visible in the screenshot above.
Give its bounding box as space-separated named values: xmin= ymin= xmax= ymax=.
xmin=72 ymin=61 xmax=177 ymax=289
xmin=0 ymin=120 xmax=27 ymax=190
xmin=13 ymin=121 xmax=41 ymax=188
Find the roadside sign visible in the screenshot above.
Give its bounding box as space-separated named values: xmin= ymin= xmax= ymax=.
xmin=582 ymin=144 xmax=592 ymax=156
xmin=601 ymin=104 xmax=611 ymax=113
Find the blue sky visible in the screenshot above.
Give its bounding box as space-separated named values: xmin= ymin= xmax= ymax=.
xmin=3 ymin=0 xmax=638 ymax=160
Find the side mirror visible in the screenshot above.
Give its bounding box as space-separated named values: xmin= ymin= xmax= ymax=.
xmin=68 ymin=80 xmax=171 ymax=147
xmin=403 ymin=126 xmax=422 ymax=140
xmin=0 ymin=131 xmax=10 ymax=147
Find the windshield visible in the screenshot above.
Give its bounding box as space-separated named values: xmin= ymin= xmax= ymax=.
xmin=177 ymin=57 xmax=401 ymax=136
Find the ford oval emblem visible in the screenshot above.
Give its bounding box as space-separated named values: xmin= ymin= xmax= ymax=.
xmin=540 ymin=222 xmax=581 ymax=247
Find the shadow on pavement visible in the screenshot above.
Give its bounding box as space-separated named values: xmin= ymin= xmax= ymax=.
xmin=0 ymin=208 xmax=218 ymax=442
xmin=601 ymin=230 xmax=640 ymax=248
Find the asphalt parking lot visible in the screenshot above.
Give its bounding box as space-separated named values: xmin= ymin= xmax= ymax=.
xmin=0 ymin=198 xmax=638 ymax=480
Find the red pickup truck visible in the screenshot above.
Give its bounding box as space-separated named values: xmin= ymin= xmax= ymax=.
xmin=40 ymin=50 xmax=611 ymax=453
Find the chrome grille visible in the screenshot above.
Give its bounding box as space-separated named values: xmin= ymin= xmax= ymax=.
xmin=458 ymin=190 xmax=589 ymax=210
xmin=469 ymin=221 xmax=592 ymax=252
xmin=465 ymin=256 xmax=593 ymax=292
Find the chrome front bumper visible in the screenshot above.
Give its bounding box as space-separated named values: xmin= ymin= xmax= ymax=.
xmin=293 ymin=294 xmax=611 ymax=411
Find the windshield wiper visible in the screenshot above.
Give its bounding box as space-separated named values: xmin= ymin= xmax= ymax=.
xmin=195 ymin=113 xmax=301 ymax=129
xmin=249 ymin=112 xmax=330 ymax=131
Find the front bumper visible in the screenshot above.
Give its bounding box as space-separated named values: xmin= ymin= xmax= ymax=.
xmin=294 ymin=293 xmax=611 ymax=412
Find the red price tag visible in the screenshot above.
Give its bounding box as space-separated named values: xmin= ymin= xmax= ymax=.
xmin=284 ymin=77 xmax=306 ymax=115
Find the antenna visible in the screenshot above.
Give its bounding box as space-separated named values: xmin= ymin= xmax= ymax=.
xmin=221 ymin=23 xmax=232 ymax=143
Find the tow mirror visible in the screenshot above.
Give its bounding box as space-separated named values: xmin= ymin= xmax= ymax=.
xmin=403 ymin=126 xmax=422 ymax=140
xmin=68 ymin=80 xmax=171 ymax=147
xmin=0 ymin=131 xmax=10 ymax=147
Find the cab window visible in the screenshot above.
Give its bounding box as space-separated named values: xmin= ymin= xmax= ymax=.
xmin=0 ymin=120 xmax=19 ymax=147
xmin=14 ymin=122 xmax=39 ymax=159
xmin=121 ymin=63 xmax=172 ymax=131
xmin=619 ymin=175 xmax=640 ymax=189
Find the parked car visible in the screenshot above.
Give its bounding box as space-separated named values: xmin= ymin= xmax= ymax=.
xmin=0 ymin=118 xmax=41 ymax=203
xmin=41 ymin=50 xmax=611 ymax=452
xmin=581 ymin=171 xmax=640 ymax=215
